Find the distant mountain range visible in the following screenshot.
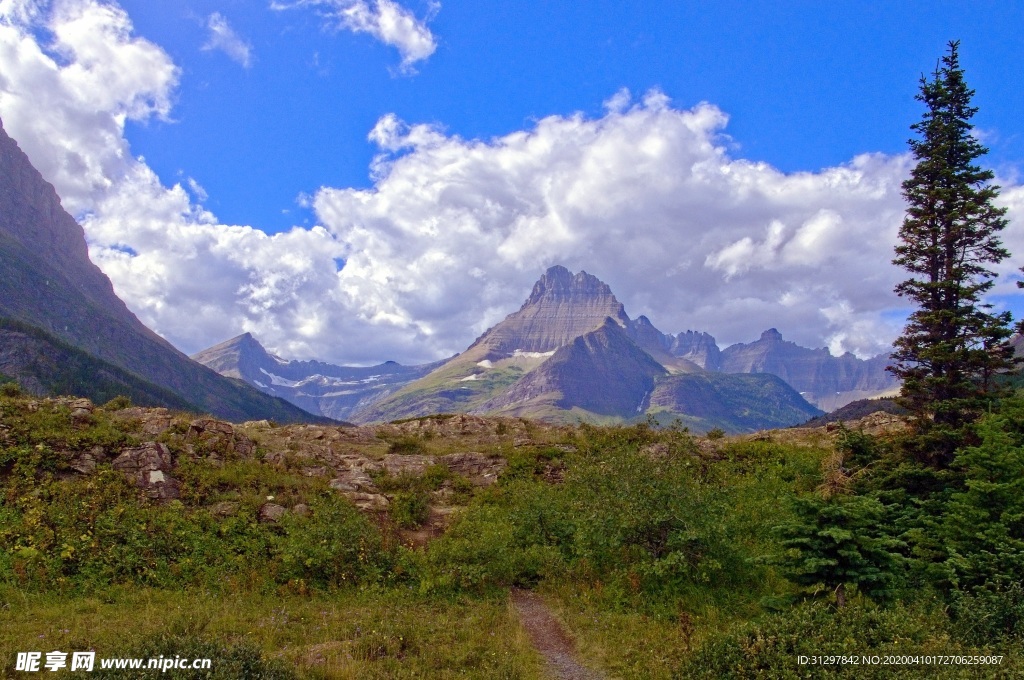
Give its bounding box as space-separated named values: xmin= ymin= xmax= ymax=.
xmin=0 ymin=118 xmax=323 ymax=424
xmin=191 ymin=332 xmax=446 ymax=422
xmin=197 ymin=266 xmax=900 ymax=432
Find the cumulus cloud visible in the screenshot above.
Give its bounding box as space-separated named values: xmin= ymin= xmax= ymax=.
xmin=0 ymin=0 xmax=348 ymax=360
xmin=202 ymin=12 xmax=252 ymax=68
xmin=310 ymin=91 xmax=942 ymax=360
xmin=0 ymin=0 xmax=177 ymax=213
xmin=271 ymin=0 xmax=438 ymax=72
xmin=1 ymin=1 xmax=1022 ymax=367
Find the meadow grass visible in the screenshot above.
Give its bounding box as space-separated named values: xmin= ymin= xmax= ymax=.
xmin=0 ymin=586 xmax=543 ymax=679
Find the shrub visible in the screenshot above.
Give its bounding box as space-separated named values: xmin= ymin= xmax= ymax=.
xmin=677 ymin=598 xmax=1000 ymax=679
xmin=102 ymin=395 xmax=133 ymax=411
xmin=276 ymin=492 xmax=387 ymax=588
xmin=0 ymin=379 xmax=22 ymax=397
xmin=391 ymin=490 xmax=430 ymax=529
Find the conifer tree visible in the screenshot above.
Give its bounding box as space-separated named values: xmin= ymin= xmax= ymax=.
xmin=889 ymin=41 xmax=1014 ymax=459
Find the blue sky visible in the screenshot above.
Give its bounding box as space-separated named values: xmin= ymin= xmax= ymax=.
xmin=1 ymin=1 xmax=1022 ymax=365
xmin=117 ymin=1 xmax=1024 ymax=233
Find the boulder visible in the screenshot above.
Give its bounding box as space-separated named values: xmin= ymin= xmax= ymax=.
xmin=329 ymin=469 xmax=376 ymax=493
xmin=69 ymin=445 xmax=104 ymax=474
xmin=186 ymin=417 xmax=256 ymax=461
xmin=112 ymin=442 xmax=180 ymax=500
xmin=439 ymin=452 xmax=506 ymax=486
xmin=210 ymin=501 xmax=239 ymax=517
xmin=258 ymin=502 xmax=287 ymax=523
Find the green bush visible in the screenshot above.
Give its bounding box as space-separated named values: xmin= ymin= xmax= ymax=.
xmin=276 ymin=492 xmax=387 ymax=588
xmin=391 ymin=490 xmax=430 ymax=528
xmin=102 ymin=395 xmax=133 ymax=411
xmin=0 ymin=379 xmax=22 ymax=397
xmin=948 ymin=583 xmax=1024 ymax=645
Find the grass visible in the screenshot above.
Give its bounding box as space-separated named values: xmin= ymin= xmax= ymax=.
xmin=0 ymin=586 xmax=543 ymax=679
xmin=3 ymin=392 xmax=1022 ymax=677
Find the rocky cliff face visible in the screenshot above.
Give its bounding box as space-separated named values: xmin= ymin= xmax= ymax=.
xmin=467 ymin=265 xmax=630 ymax=357
xmin=0 ymin=118 xmax=320 ymax=424
xmin=720 ymin=329 xmax=898 ymax=410
xmin=191 ymin=333 xmax=440 ymax=422
xmin=669 ymin=330 xmax=722 ymax=371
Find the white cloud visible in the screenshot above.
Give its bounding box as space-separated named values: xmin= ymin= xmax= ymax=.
xmin=0 ymin=0 xmax=348 ymax=361
xmin=186 ymin=177 xmax=208 ymax=202
xmin=0 ymin=0 xmax=177 ymax=213
xmin=309 ymin=97 xmax=950 ymax=360
xmin=1 ymin=1 xmax=1022 ymax=368
xmin=202 ymin=12 xmax=252 ymax=68
xmin=271 ymin=0 xmax=437 ymax=73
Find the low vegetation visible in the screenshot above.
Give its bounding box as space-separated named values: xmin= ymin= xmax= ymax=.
xmin=1 ymin=383 xmax=1020 ymax=677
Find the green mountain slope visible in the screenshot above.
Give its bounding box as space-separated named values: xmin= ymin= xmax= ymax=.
xmin=647 ymin=372 xmax=823 ymax=433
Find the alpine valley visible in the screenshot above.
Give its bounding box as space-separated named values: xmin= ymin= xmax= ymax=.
xmin=196 ymin=266 xmax=900 ymax=432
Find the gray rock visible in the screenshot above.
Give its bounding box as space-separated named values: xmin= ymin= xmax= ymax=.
xmin=210 ymin=501 xmax=239 ymax=517
xmin=112 ymin=442 xmax=179 ymax=500
xmin=329 ymin=469 xmax=376 ymax=493
xmin=342 ymin=492 xmax=389 ymax=511
xmin=258 ymin=503 xmax=287 ymax=523
xmin=69 ymin=445 xmax=104 ymax=474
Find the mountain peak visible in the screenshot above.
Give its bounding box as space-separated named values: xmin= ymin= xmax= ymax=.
xmin=525 ymin=265 xmax=616 ymax=308
xmin=760 ymin=328 xmax=783 ymax=342
xmin=470 ymin=266 xmax=629 ymax=356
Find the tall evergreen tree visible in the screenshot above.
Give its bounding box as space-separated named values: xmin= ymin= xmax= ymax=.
xmin=889 ymin=41 xmax=1014 ymax=460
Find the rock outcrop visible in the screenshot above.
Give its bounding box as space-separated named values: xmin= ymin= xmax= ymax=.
xmin=112 ymin=442 xmax=180 ymax=501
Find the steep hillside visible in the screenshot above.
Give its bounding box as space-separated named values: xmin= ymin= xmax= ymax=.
xmin=0 ymin=118 xmax=321 ymax=424
xmin=648 ymin=372 xmax=822 ymax=433
xmin=0 ymin=318 xmax=194 ymax=409
xmin=476 ymin=318 xmax=668 ymax=420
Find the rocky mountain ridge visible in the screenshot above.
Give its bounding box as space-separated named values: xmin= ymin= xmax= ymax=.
xmin=191 ymin=333 xmax=444 ymax=422
xmin=720 ymin=328 xmax=898 ymax=411
xmin=308 ymin=267 xmax=824 ymax=431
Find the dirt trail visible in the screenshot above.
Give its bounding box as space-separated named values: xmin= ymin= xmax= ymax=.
xmin=511 ymin=589 xmax=604 ymax=680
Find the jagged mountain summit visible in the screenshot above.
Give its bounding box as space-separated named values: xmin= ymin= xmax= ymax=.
xmin=466 ymin=265 xmax=631 ymax=356
xmin=191 ymin=333 xmax=444 ymax=422
xmin=0 ymin=118 xmax=322 ymax=424
xmin=351 ymin=266 xmax=822 ymax=429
